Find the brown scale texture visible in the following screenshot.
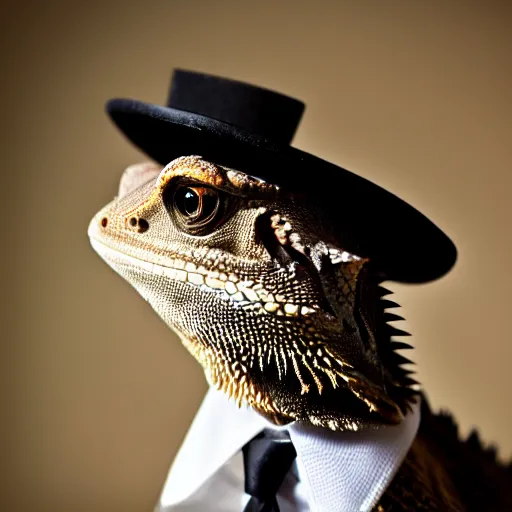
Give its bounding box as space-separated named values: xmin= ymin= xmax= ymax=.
xmin=374 ymin=395 xmax=512 ymax=511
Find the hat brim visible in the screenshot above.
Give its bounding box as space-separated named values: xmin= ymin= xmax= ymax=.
xmin=106 ymin=98 xmax=457 ymax=284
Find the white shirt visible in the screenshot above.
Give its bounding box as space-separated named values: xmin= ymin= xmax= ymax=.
xmin=155 ymin=387 xmax=420 ymax=512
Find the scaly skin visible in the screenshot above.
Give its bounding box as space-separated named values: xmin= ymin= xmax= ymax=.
xmin=89 ymin=156 xmax=416 ymax=431
xmin=89 ymin=156 xmax=511 ymax=510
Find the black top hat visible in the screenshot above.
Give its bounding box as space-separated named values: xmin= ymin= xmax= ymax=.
xmin=107 ymin=69 xmax=457 ymax=283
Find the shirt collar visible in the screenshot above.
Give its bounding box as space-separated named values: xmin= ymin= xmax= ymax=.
xmin=287 ymin=403 xmax=420 ymax=511
xmin=159 ymin=387 xmax=420 ymax=512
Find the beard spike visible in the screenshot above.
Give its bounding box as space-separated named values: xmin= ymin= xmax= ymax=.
xmin=391 ymin=341 xmax=414 ymax=351
xmin=377 ymin=286 xmax=394 ymax=298
xmin=384 ymin=312 xmax=405 ymax=323
xmin=380 ymin=299 xmax=401 ymax=310
xmin=385 ymin=325 xmax=412 ymax=338
xmin=375 ymin=284 xmax=420 ymax=413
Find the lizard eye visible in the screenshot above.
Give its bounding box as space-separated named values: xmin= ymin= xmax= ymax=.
xmin=164 ymin=182 xmax=225 ymax=235
xmin=174 ymin=186 xmax=219 ymax=220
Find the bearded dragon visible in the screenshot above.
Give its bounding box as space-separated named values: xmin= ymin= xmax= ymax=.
xmin=89 ymin=156 xmax=512 ymax=511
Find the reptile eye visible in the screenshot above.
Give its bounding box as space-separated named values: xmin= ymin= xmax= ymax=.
xmin=174 ymin=186 xmax=219 ymax=221
xmin=164 ymin=182 xmax=227 ymax=235
xmin=174 ymin=185 xmax=219 ymax=222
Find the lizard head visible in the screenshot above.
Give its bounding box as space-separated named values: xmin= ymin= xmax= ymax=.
xmin=89 ymin=156 xmax=417 ymax=431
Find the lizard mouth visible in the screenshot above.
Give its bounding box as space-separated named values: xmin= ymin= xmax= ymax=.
xmin=89 ymin=235 xmax=323 ymax=321
xmin=90 ymin=237 xmax=204 ymax=283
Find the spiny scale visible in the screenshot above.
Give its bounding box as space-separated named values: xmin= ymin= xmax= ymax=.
xmin=380 ymin=299 xmax=401 ymax=309
xmin=89 ymin=155 xmax=419 ymax=431
xmin=383 ymin=312 xmax=405 ymax=323
xmin=377 ymin=286 xmax=394 ymax=298
xmin=390 ymin=341 xmax=414 ymax=351
xmin=386 ymin=326 xmax=411 ymax=337
xmin=374 ymin=290 xmax=420 ymax=413
xmin=390 ymin=353 xmax=415 ymax=366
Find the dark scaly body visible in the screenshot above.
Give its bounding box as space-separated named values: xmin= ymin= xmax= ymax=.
xmin=375 ymin=396 xmax=512 ymax=511
xmin=89 ymin=156 xmax=512 ymax=511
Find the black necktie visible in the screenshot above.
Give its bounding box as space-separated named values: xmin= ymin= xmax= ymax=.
xmin=242 ymin=428 xmax=297 ymax=512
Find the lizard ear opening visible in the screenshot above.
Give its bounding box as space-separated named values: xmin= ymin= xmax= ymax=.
xmin=255 ymin=210 xmax=337 ymax=316
xmin=255 ymin=210 xmax=294 ymax=266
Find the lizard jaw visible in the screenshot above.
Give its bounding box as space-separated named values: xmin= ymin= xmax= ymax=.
xmin=90 ymin=236 xmax=405 ymax=428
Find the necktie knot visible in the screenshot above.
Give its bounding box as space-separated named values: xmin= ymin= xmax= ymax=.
xmin=242 ymin=428 xmax=297 ymax=511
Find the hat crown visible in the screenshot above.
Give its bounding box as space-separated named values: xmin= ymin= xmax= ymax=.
xmin=167 ymin=69 xmax=305 ymax=145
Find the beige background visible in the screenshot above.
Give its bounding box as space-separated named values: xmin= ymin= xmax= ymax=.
xmin=2 ymin=1 xmax=511 ymax=510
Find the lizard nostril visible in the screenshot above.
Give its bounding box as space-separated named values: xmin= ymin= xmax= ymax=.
xmin=101 ymin=217 xmax=108 ymax=228
xmin=127 ymin=216 xmax=149 ymax=233
xmin=138 ymin=218 xmax=149 ymax=233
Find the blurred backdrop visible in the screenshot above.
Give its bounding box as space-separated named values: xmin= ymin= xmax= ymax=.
xmin=2 ymin=1 xmax=511 ymax=510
